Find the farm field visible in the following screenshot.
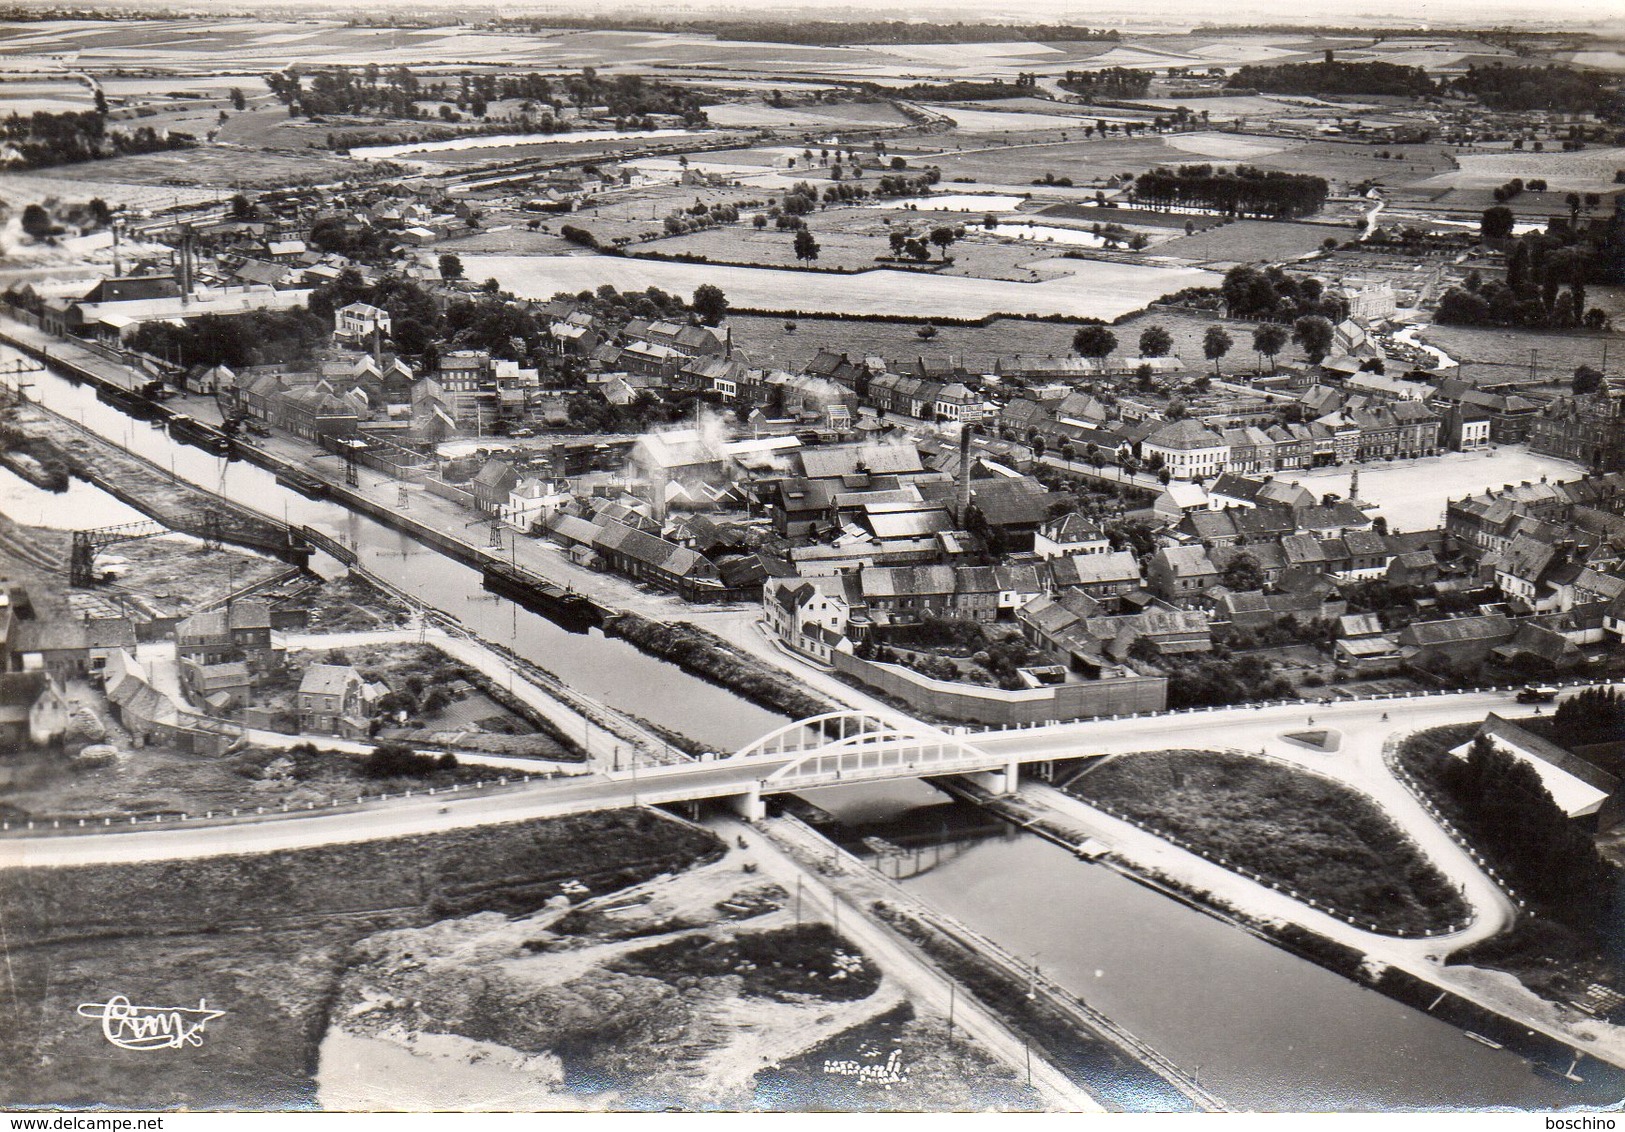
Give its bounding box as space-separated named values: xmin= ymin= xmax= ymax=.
xmin=1131 ymin=95 xmax=1357 ymax=119
xmin=700 ymin=101 xmax=912 ymax=129
xmin=920 ymin=105 xmax=1106 ymax=134
xmin=1151 ymin=219 xmax=1340 ymax=263
xmin=348 ymin=127 xmax=715 ymax=162
xmin=1161 ymin=132 xmax=1296 ymax=161
xmin=1249 ymin=140 xmax=1461 ymax=190
xmin=1411 ymin=148 xmax=1625 ymax=193
xmin=1415 ymin=322 xmax=1619 ymax=388
xmin=925 ymin=136 xmax=1189 ymax=186
xmin=464 ymin=252 xmax=1220 ymax=321
xmin=0 ymin=169 xmax=218 ymax=211
xmin=626 ymin=211 xmax=1130 ymax=278
xmin=41 ymin=145 xmax=378 ymax=190
xmin=723 ymin=306 xmax=1267 ymax=375
xmin=724 ymin=312 xmax=1082 ymax=370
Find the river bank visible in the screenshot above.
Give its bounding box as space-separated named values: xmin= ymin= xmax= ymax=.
xmin=601 ymin=612 xmax=837 ymax=725
xmin=757 ymin=807 xmax=1215 ymax=1110
xmin=954 ymin=776 xmax=1625 ymax=1089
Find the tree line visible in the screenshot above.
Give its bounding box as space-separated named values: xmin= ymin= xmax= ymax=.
xmin=1218 ymin=59 xmax=1624 ymax=121
xmin=513 ymin=19 xmax=1124 ymax=45
xmin=264 ymin=65 xmax=709 ymax=126
xmin=1055 ymin=67 xmax=1153 ymax=100
xmin=1226 ymin=60 xmax=1435 ymax=97
xmin=1132 ymin=164 xmax=1328 ymax=219
xmin=1438 ymin=224 xmax=1609 ymax=329
xmin=0 ymin=109 xmax=192 ymax=170
xmin=1443 ymin=734 xmax=1615 ymax=930
xmin=1220 ymin=264 xmax=1350 ymax=323
xmin=1452 ymin=63 xmax=1624 ymax=119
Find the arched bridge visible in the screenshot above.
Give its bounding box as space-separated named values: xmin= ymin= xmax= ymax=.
xmin=603 ymin=710 xmax=1026 ymax=820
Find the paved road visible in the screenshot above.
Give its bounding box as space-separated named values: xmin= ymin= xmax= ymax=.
xmin=3 ymin=684 xmax=1568 ymax=874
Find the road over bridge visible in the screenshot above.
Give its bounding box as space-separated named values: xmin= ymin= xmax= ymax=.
xmin=2 ymin=684 xmax=1578 ymax=871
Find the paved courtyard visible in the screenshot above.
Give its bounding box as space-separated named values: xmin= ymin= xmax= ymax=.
xmin=1279 ymin=446 xmax=1587 ymax=533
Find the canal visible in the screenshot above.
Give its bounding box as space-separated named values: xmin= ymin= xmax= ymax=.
xmin=3 ymin=346 xmax=788 ymax=753
xmin=804 ymin=779 xmax=1610 ymax=1112
xmin=6 ymin=345 xmax=1613 ymax=1112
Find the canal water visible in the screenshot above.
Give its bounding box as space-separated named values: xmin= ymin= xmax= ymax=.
xmin=0 ymin=462 xmax=148 ymax=528
xmin=3 ymin=348 xmax=788 ymax=753
xmin=9 ymin=346 xmax=1618 ymax=1111
xmin=803 ymin=779 xmax=1614 ymax=1112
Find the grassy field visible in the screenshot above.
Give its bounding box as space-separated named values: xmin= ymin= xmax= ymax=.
xmin=1416 ymin=147 xmax=1625 ymax=193
xmin=726 ymin=312 xmax=1081 ymax=370
xmin=1251 ymin=139 xmax=1460 ymax=190
xmin=0 ymin=809 xmax=720 ymax=1110
xmin=1417 ymin=322 xmax=1619 ymax=385
xmin=1066 ymin=749 xmax=1471 ymax=935
xmin=44 ymin=146 xmax=372 ymax=190
xmin=632 ymin=219 xmax=1077 ymax=280
xmin=701 ymin=100 xmax=911 ymax=129
xmin=723 ymin=306 xmax=1256 ymax=372
xmin=925 ymin=136 xmax=1186 ymax=187
xmin=466 ymin=252 xmax=1220 ymax=321
xmin=1151 ymin=220 xmax=1340 ymax=264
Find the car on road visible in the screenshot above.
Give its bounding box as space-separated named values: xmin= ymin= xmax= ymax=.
xmin=1515 ymin=685 xmax=1559 ymax=703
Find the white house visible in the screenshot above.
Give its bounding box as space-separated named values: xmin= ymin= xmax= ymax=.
xmin=333 ymin=302 xmax=391 ymax=345
xmin=1141 ymin=419 xmax=1230 ymax=481
xmin=501 ymin=477 xmax=573 ymax=531
xmin=762 ymin=577 xmax=852 ymax=664
xmin=1033 ymin=512 xmax=1111 ymax=559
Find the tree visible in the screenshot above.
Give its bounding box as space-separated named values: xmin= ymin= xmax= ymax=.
xmin=1138 ymin=324 xmax=1173 ymax=358
xmin=438 ymin=253 xmax=464 ymax=280
xmin=230 ymin=86 xmax=246 ymax=111
xmin=982 ymin=213 xmax=999 ymax=230
xmin=1073 ymin=324 xmax=1118 ymax=365
xmin=1252 ymin=324 xmax=1288 ymax=371
xmin=692 ymin=283 xmax=728 ymax=326
xmin=1292 ymin=314 xmax=1335 ymax=363
xmin=20 ymin=203 xmax=51 ymax=240
xmin=1202 ymin=325 xmax=1233 ymax=375
xmin=1220 ymin=551 xmax=1265 ymax=593
xmin=1479 ymin=205 xmax=1515 ymax=240
xmin=1574 ymin=365 xmax=1605 ymax=396
xmin=916 ymin=324 xmax=938 ymax=341
xmin=229 ymin=193 xmax=255 ymax=220
xmin=793 ymin=228 xmax=820 ymax=262
xmin=929 ymin=225 xmax=957 ymax=259
xmin=753 ymin=212 xmax=768 ymax=230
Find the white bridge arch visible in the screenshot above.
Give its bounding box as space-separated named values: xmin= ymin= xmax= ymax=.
xmin=737 ymin=711 xmax=1015 ymax=792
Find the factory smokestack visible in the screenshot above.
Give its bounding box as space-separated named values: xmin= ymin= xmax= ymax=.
xmin=954 ymin=405 xmax=982 ymax=526
xmin=177 ymin=224 xmax=194 ymax=304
